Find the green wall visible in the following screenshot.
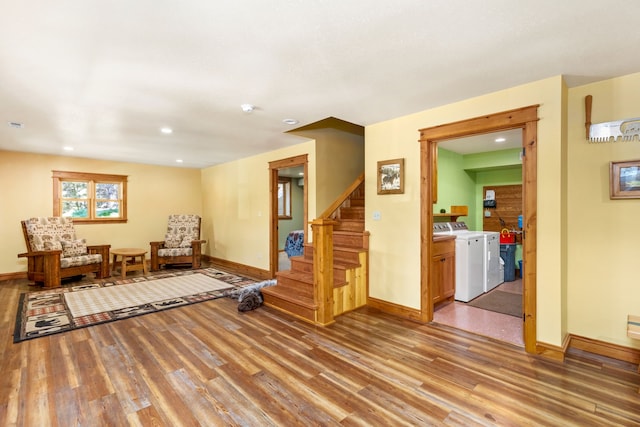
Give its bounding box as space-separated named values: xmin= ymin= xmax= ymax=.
xmin=434 ymin=148 xmax=477 ymax=228
xmin=436 ymin=147 xmax=522 ymax=231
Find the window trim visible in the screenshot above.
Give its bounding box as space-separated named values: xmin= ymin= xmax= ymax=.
xmin=277 ymin=177 xmax=292 ymax=220
xmin=52 ymin=170 xmax=128 ymax=224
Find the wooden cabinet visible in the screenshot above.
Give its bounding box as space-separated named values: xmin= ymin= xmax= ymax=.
xmin=432 ymin=237 xmax=455 ymax=306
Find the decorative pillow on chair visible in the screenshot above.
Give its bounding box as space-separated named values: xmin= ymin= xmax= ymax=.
xmin=60 ymin=239 xmax=88 ymax=257
xmin=179 ymin=235 xmax=194 ymax=248
xmin=164 ymin=234 xmax=183 ymax=248
xmin=43 ymin=241 xmax=63 ymax=251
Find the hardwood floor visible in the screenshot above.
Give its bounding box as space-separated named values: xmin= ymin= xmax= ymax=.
xmin=1 ymin=267 xmax=639 ymax=426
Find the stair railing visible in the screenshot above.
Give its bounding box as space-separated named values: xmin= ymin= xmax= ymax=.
xmin=319 ymin=173 xmax=365 ymax=220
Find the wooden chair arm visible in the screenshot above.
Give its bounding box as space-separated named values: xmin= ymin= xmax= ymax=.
xmin=87 ymin=244 xmax=110 ymax=257
xmin=18 ymin=250 xmax=62 ymax=258
xmin=150 ymin=241 xmax=165 ymax=249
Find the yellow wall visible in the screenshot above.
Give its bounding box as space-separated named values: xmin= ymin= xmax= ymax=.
xmin=199 ymin=128 xmax=363 ymax=270
xmin=314 ymin=129 xmax=365 ymax=210
xmin=365 ymin=76 xmax=566 ymax=346
xmin=566 ymin=72 xmax=640 ymax=348
xmin=1 ymin=150 xmax=202 ymax=274
xmin=200 ymin=140 xmax=317 ymax=271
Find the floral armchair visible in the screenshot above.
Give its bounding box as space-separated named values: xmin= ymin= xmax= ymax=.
xmin=19 ymin=217 xmax=111 ymax=288
xmin=150 ymin=214 xmax=206 ymax=271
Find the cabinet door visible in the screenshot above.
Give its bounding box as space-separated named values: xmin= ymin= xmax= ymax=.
xmin=431 ymin=254 xmax=445 ymax=304
xmin=432 ymin=239 xmax=456 ymax=305
xmin=440 ymin=251 xmax=455 ymax=299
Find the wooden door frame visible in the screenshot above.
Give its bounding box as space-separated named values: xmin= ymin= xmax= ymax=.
xmin=268 ymin=154 xmax=309 ymax=277
xmin=419 ymin=105 xmax=539 ymax=353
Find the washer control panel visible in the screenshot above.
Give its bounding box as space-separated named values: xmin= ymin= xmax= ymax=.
xmin=448 ymin=221 xmax=469 ymax=232
xmin=433 ymin=222 xmax=452 ymax=233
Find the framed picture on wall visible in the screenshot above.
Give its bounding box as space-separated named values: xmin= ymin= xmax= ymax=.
xmin=377 ymin=158 xmax=404 ymax=195
xmin=610 ymin=160 xmax=640 ymax=199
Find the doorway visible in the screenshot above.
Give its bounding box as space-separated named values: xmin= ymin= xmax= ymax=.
xmin=268 ymin=154 xmax=309 ymax=278
xmin=419 ymin=105 xmax=538 ymax=353
xmin=433 ymin=140 xmax=524 ymax=346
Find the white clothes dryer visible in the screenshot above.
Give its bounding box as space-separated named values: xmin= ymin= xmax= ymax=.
xmin=482 ymin=231 xmax=503 ymax=292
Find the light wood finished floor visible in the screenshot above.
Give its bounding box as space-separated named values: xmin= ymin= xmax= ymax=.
xmin=1 ymin=268 xmax=639 ymax=426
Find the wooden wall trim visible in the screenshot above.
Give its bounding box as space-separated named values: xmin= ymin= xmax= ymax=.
xmin=536 ymin=334 xmax=571 ymax=362
xmin=204 ymin=255 xmax=272 ymax=281
xmin=569 ymin=334 xmax=640 ymax=365
xmin=535 ymin=333 xmax=640 ymax=366
xmin=366 ymin=297 xmax=422 ymax=322
xmin=419 ymin=105 xmax=539 ymax=141
xmin=0 ymin=272 xmax=27 ymax=282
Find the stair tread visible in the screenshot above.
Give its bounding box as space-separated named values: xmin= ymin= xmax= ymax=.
xmin=262 ymin=286 xmax=317 ymax=309
xmin=291 ymin=256 xmax=360 ymax=270
xmin=333 ymin=229 xmax=365 ymax=235
xmin=303 ymin=242 xmax=365 ymax=252
xmin=276 ymin=269 xmax=349 ymax=288
xmin=276 ymin=270 xmax=314 ymax=283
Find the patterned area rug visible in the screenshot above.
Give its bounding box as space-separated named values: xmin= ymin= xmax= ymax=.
xmin=14 ymin=268 xmax=259 ymax=343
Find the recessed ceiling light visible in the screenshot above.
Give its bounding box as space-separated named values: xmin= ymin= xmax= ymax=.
xmin=241 ymin=104 xmax=255 ymax=113
xmin=283 ymin=118 xmax=299 ymax=125
xmin=176 ymin=159 xmax=183 ymax=163
xmin=160 ymin=127 xmax=173 ymax=134
xmin=63 ymin=146 xmax=74 ymax=151
xmin=495 ymin=137 xmax=506 ymax=143
xmin=298 ymin=172 xmax=304 ymax=176
xmin=8 ymin=121 xmax=23 ymax=129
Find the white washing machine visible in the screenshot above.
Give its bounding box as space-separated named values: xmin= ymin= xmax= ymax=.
xmin=453 ymin=232 xmax=485 ymax=302
xmin=433 ymin=222 xmax=485 ymax=302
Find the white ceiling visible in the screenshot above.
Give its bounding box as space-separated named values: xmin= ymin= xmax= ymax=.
xmin=2 ymin=1 xmax=640 ymax=168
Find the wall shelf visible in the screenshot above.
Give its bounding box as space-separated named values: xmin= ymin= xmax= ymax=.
xmin=434 ymin=205 xmax=468 ymax=222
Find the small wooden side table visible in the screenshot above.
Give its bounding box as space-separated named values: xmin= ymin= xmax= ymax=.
xmin=111 ymin=248 xmax=149 ymax=279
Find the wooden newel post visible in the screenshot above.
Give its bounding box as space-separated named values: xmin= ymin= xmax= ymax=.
xmin=311 ymin=218 xmax=338 ymax=325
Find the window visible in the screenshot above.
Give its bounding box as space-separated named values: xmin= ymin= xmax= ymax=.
xmin=53 ymin=170 xmax=128 ymax=224
xmin=278 ymin=177 xmax=292 ymax=219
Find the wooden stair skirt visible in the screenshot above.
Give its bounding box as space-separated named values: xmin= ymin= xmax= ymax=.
xmin=263 ymin=175 xmax=368 ymax=326
xmin=263 ymin=249 xmax=367 ymax=325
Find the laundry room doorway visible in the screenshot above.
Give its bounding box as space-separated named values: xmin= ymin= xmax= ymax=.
xmin=418 ymin=105 xmax=538 ymax=354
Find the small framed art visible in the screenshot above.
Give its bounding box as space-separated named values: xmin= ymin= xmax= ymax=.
xmin=610 ymin=160 xmax=640 ymax=199
xmin=377 ymin=158 xmax=404 ymax=195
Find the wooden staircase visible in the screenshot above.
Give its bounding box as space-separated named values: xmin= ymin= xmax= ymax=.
xmin=262 ymin=174 xmax=368 ymax=326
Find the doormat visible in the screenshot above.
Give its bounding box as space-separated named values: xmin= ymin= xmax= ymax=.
xmin=14 ymin=268 xmax=259 ymax=343
xmin=466 ymin=290 xmax=522 ymax=318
